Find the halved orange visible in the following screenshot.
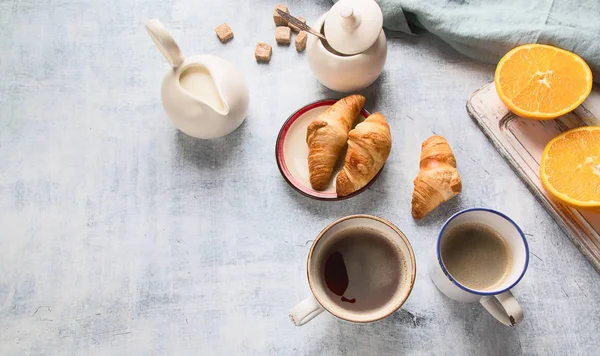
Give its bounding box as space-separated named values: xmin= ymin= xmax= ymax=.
xmin=540 ymin=126 xmax=600 ymax=211
xmin=495 ymin=44 xmax=593 ymax=120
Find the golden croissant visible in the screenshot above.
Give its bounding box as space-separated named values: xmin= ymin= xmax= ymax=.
xmin=306 ymin=95 xmax=366 ymax=190
xmin=336 ymin=112 xmax=392 ymax=197
xmin=411 ymin=135 xmax=462 ymax=219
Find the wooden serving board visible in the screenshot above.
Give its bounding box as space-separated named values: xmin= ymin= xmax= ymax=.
xmin=467 ymin=82 xmax=600 ymax=272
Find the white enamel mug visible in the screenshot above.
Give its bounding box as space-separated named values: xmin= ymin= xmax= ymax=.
xmin=430 ymin=208 xmax=529 ymax=326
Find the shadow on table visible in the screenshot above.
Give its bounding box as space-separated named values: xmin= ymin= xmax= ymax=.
xmin=283 ymin=162 xmax=396 ymax=220
xmin=413 ymin=194 xmax=464 ymax=228
xmin=306 ymin=296 xmax=522 ymax=355
xmin=173 ymin=120 xmax=247 ymax=169
xmin=315 ymin=70 xmax=386 ymax=111
xmin=438 ymin=294 xmax=523 ymax=355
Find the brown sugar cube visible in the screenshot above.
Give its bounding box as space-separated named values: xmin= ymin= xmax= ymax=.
xmin=288 ymin=16 xmax=306 ymax=32
xmin=275 ymin=26 xmax=291 ymax=45
xmin=215 ymin=23 xmax=234 ymax=43
xmin=295 ymin=31 xmax=307 ymax=52
xmin=255 ymin=42 xmax=272 ymax=63
xmin=273 ymin=5 xmax=289 ymax=26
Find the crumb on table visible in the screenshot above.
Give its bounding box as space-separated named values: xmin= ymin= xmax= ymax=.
xmin=275 ymin=26 xmax=291 ymax=45
xmin=255 ymin=42 xmax=272 ymax=63
xmin=288 ymin=16 xmax=305 ymax=32
xmin=295 ymin=31 xmax=307 ymax=52
xmin=273 ymin=5 xmax=289 ymax=26
xmin=215 ymin=23 xmax=234 ymax=43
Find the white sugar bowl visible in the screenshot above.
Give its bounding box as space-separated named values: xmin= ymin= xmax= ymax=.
xmin=306 ymin=0 xmax=387 ymax=92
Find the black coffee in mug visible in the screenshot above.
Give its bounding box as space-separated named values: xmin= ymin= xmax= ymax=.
xmin=319 ymin=227 xmax=403 ymax=312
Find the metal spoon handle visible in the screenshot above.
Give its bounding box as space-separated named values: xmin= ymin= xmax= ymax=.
xmin=276 ymin=9 xmax=326 ymax=41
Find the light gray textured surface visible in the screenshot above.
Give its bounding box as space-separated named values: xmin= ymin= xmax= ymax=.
xmin=0 ymin=1 xmax=599 ymax=355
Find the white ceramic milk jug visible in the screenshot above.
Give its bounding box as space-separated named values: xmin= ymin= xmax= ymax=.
xmin=145 ymin=19 xmax=249 ymax=139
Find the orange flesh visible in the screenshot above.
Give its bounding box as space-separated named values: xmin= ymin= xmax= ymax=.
xmin=542 ymin=128 xmax=600 ymax=205
xmin=495 ymin=45 xmax=592 ymax=119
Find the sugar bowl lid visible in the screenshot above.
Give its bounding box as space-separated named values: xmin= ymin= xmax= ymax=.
xmin=324 ymin=0 xmax=383 ymax=55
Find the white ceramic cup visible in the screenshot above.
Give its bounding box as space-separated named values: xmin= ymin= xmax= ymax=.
xmin=430 ymin=208 xmax=529 ymax=326
xmin=290 ymin=215 xmax=416 ymax=326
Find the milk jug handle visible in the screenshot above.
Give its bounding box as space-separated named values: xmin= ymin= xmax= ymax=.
xmin=145 ymin=19 xmax=185 ymax=69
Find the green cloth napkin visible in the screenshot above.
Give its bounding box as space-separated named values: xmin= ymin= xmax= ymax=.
xmin=332 ymin=0 xmax=600 ymax=81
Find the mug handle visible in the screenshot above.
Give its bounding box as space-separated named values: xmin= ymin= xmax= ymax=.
xmin=480 ymin=290 xmax=523 ymax=326
xmin=289 ymin=296 xmax=324 ymax=326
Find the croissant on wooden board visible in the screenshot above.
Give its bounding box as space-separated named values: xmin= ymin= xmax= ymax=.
xmin=411 ymin=135 xmax=462 ymax=219
xmin=336 ymin=112 xmax=392 ymax=197
xmin=306 ymin=94 xmax=366 ymax=190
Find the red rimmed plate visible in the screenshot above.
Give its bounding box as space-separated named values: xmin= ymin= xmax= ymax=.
xmin=276 ymin=99 xmax=381 ymax=201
